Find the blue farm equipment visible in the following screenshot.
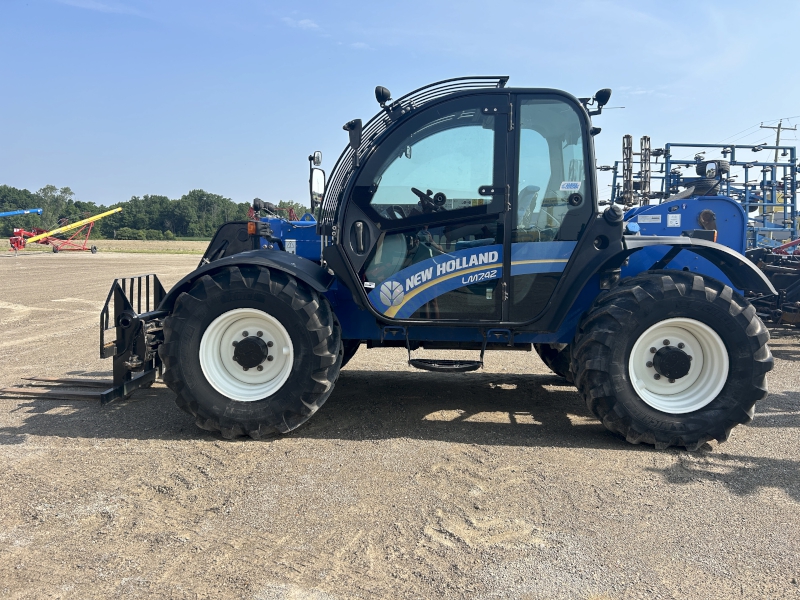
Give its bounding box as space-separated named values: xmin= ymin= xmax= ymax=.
xmin=0 ymin=208 xmax=43 ymax=218
xmin=98 ymin=77 xmax=775 ymax=450
xmin=607 ymin=136 xmax=800 ymax=326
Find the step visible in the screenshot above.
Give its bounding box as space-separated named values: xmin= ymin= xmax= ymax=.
xmin=408 ymin=358 xmax=482 ymax=373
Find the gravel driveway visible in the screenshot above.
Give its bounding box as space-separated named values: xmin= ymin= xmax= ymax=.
xmin=0 ymin=251 xmax=798 ymax=599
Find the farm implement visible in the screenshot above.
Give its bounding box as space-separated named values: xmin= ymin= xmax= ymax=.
xmin=93 ymin=76 xmax=775 ymax=450
xmin=0 ymin=208 xmax=43 ymax=218
xmin=9 ymin=207 xmax=122 ymax=253
xmin=606 ymin=137 xmax=800 ymax=328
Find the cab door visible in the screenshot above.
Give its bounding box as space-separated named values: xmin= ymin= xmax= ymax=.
xmin=507 ymin=95 xmax=595 ymax=322
xmin=343 ymin=93 xmax=511 ymax=322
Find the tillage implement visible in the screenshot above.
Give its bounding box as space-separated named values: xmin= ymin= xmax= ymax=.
xmin=99 ymin=77 xmax=775 ymax=450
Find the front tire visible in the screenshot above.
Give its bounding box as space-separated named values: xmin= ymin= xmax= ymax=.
xmin=534 ymin=343 xmax=573 ymax=383
xmin=160 ymin=266 xmax=342 ymax=439
xmin=571 ymin=270 xmax=772 ymax=450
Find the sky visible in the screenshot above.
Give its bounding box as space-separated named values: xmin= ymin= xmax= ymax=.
xmin=2 ymin=0 xmax=799 ymax=206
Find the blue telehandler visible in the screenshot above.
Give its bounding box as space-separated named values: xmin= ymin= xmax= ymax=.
xmin=100 ymin=77 xmax=775 ymax=450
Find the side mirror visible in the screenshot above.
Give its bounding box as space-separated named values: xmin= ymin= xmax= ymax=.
xmin=311 ymin=151 xmax=322 ymax=166
xmin=310 ymin=167 xmax=325 ymax=209
xmin=704 ymin=162 xmax=718 ymax=179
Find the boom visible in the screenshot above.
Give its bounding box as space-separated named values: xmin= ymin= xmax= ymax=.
xmin=0 ymin=208 xmax=43 ymax=218
xmin=25 ymin=207 xmax=122 ymax=244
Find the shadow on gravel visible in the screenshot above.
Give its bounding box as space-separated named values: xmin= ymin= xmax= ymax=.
xmin=747 ymin=390 xmax=800 ymax=429
xmin=648 ymin=452 xmax=800 ymax=501
xmin=2 ymin=370 xmax=798 ymax=456
xmin=768 ymin=329 xmax=800 ymax=361
xmin=0 ymin=371 xmax=624 ymax=449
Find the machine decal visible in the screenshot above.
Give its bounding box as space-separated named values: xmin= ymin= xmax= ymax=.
xmin=368 ymin=245 xmax=503 ymax=318
xmin=559 ymin=181 xmax=582 ymax=191
xmin=367 ymin=241 xmax=577 ymax=318
xmin=510 ymin=241 xmax=577 ymax=276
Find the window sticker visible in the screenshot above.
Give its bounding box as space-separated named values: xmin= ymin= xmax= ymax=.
xmin=637 ymin=215 xmax=662 ymax=224
xmin=559 ymin=181 xmax=582 ymax=192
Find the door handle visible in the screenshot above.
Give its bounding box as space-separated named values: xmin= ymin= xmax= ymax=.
xmin=354 ymin=221 xmax=365 ymax=254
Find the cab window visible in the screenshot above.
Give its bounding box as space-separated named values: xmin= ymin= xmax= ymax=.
xmin=513 ymin=98 xmax=589 ymax=242
xmin=352 ymin=101 xmax=502 ymax=225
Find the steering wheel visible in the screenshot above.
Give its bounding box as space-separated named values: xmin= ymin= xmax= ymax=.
xmin=387 ymin=205 xmax=406 ymax=220
xmin=411 ymin=187 xmax=446 ymax=213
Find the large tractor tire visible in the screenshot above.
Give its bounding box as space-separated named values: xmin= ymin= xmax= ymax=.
xmin=160 ymin=265 xmax=342 ymax=439
xmin=571 ymin=270 xmax=772 ymax=450
xmin=534 ymin=343 xmax=573 ymax=383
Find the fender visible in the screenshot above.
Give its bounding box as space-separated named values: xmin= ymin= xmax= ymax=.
xmin=623 ymin=235 xmax=776 ymax=294
xmin=157 ymin=249 xmax=335 ymax=313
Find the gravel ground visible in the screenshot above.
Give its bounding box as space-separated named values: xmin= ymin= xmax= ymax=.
xmin=0 ymin=250 xmax=798 ymax=599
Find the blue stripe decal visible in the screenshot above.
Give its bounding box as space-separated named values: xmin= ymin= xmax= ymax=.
xmin=510 ymin=241 xmax=577 ymax=276
xmin=367 ymin=240 xmax=578 ymax=318
xmin=368 ymin=245 xmax=503 ymax=318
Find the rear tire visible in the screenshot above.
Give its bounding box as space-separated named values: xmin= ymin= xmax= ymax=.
xmin=160 ymin=266 xmax=342 ymax=439
xmin=571 ymin=270 xmax=772 ymax=450
xmin=534 ymin=343 xmax=573 ymax=383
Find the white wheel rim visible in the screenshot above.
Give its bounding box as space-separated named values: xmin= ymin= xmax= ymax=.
xmin=628 ymin=317 xmax=729 ymax=414
xmin=199 ymin=308 xmax=294 ymax=402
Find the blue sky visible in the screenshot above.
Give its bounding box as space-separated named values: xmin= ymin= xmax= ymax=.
xmin=2 ymin=0 xmax=799 ymax=206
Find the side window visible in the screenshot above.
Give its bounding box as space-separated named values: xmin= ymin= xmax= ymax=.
xmin=513 ymin=98 xmax=588 ymax=242
xmin=509 ymin=97 xmax=590 ymax=322
xmin=517 ymin=129 xmax=551 ymax=229
xmin=355 ymin=107 xmax=498 ymax=223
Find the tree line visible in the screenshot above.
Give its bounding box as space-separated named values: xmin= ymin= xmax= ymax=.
xmin=0 ymin=184 xmax=309 ymax=239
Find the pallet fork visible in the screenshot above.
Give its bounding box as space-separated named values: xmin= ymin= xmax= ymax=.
xmin=99 ymin=274 xmax=166 ymax=404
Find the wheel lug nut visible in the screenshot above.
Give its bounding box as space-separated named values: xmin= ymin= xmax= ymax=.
xmin=242 ymin=331 xmax=249 ymax=337
xmin=663 ymin=339 xmax=670 ymax=346
xmin=232 ymin=341 xmax=238 ymax=346
xmin=267 ymin=341 xmax=274 ymax=348
xmin=257 ymin=331 xmax=263 ymax=337
xmin=678 ymin=342 xmax=685 ymax=349
xmin=654 ymin=374 xmax=661 ymax=380
xmin=257 ymin=365 xmax=263 ymax=371
xmin=650 ymin=347 xmax=657 ymax=354
xmin=646 ymin=361 xmax=653 ymax=368
xmin=267 ymin=356 xmax=274 ymax=361
xmin=669 ymin=378 xmax=675 ymax=383
xmin=243 ymin=367 xmax=249 ymax=371
xmin=687 ymin=355 xmax=692 ymax=361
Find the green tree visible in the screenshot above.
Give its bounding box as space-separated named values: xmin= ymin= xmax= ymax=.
xmin=277 ymin=200 xmax=310 ymax=219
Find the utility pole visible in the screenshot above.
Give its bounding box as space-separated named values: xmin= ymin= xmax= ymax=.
xmin=760 ymin=119 xmax=797 ymax=163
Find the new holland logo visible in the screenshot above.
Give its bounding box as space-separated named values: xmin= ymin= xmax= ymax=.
xmin=379 ymin=280 xmax=404 ymax=307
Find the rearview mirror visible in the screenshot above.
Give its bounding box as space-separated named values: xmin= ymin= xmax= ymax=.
xmin=311 ymin=151 xmax=322 ymax=166
xmin=704 ymin=162 xmax=718 ymax=179
xmin=310 ymin=167 xmax=325 ymax=209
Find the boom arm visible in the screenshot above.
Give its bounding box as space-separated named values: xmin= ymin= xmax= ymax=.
xmin=25 ymin=207 xmax=122 ymax=243
xmin=0 ymin=208 xmax=43 ymax=218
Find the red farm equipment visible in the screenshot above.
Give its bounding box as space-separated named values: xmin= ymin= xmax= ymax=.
xmin=9 ymin=207 xmax=122 ymax=254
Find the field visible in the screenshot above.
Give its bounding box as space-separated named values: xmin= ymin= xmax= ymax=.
xmin=0 ymin=239 xmax=209 ymax=254
xmin=0 ymin=247 xmax=799 ymax=599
